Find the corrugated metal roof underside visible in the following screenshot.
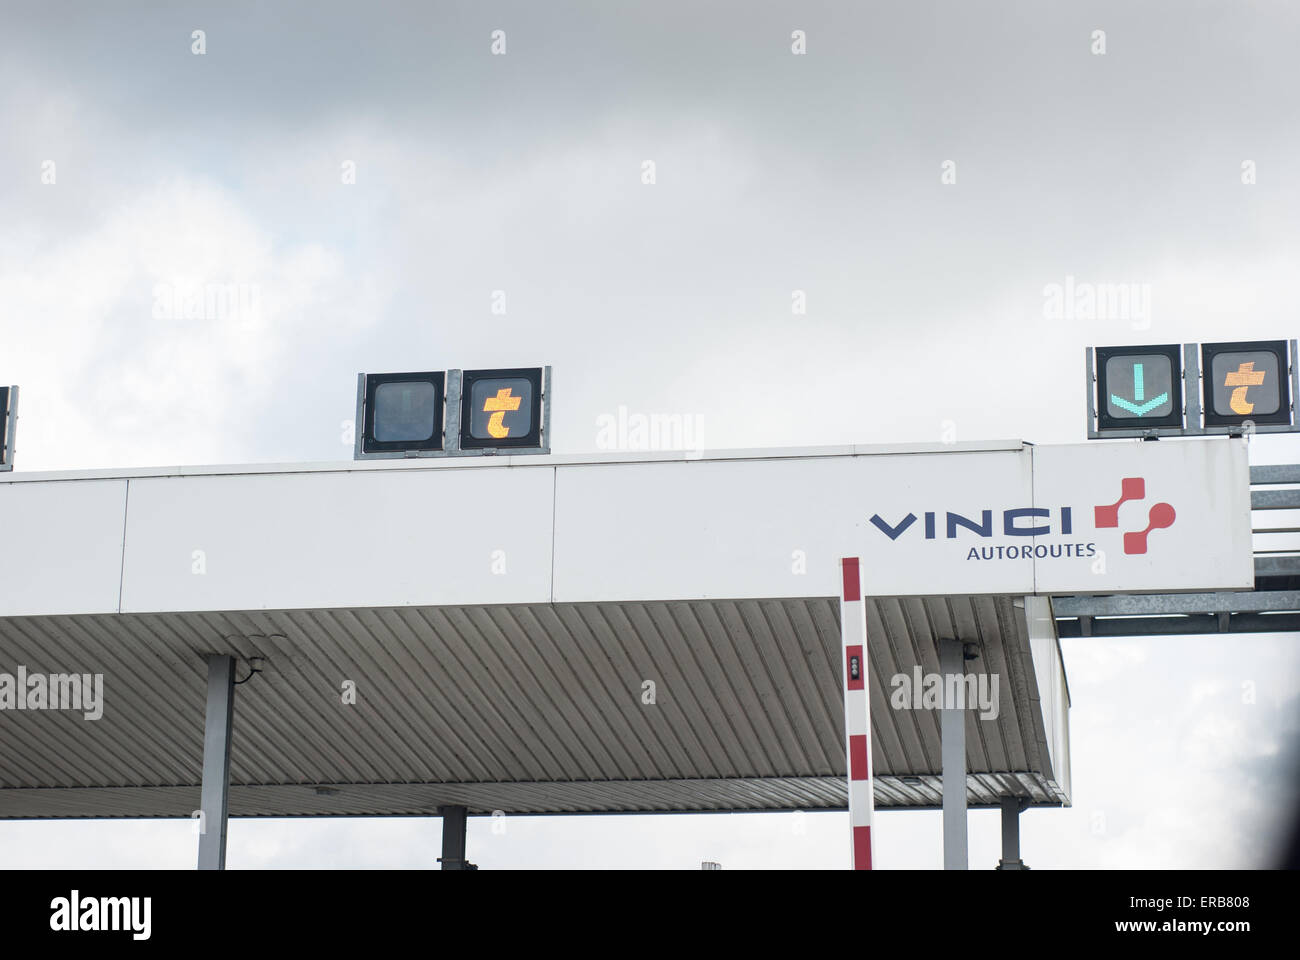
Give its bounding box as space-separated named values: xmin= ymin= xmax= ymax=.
xmin=0 ymin=597 xmax=1066 ymax=818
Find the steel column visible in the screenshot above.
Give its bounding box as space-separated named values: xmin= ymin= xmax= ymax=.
xmin=438 ymin=805 xmax=476 ymax=870
xmin=197 ymin=654 xmax=235 ymax=870
xmin=1085 ymin=347 xmax=1097 ymax=438
xmin=939 ymin=637 xmax=968 ymax=870
xmin=996 ymin=796 xmax=1029 ymax=870
xmin=1183 ymin=342 xmax=1203 ymax=434
xmin=0 ymin=385 xmax=17 ymax=471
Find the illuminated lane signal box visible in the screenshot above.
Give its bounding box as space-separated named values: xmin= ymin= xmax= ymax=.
xmin=458 ymin=367 xmax=544 ymax=450
xmin=0 ymin=385 xmax=15 ymax=471
xmin=1091 ymin=344 xmax=1185 ymax=435
xmin=354 ymin=367 xmax=549 ymax=460
xmin=1201 ymin=339 xmax=1292 ymax=429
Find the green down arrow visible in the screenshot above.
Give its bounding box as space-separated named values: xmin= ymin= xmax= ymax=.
xmin=1111 ymin=363 xmax=1168 ymax=415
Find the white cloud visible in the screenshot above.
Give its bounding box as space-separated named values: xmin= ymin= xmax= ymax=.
xmin=0 ymin=177 xmax=376 ymax=469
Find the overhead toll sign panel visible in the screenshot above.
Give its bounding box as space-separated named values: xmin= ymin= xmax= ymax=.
xmin=1029 ymin=438 xmax=1253 ymax=595
xmin=1095 ymin=344 xmax=1183 ymax=431
xmin=1202 ymin=339 xmax=1290 ymax=428
xmin=118 ymin=468 xmax=556 ymax=613
xmin=552 ymin=450 xmax=1037 ymax=602
xmin=0 ymin=477 xmax=131 ymax=616
xmin=0 ymin=439 xmax=1254 ymax=614
xmin=551 ymin=438 xmax=1251 ymax=602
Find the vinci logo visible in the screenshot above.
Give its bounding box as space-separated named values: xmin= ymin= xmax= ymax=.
xmin=1094 ymin=477 xmax=1175 ymax=555
xmin=868 ymin=475 xmax=1178 ymax=562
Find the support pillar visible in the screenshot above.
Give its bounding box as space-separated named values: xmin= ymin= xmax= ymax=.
xmin=996 ymin=796 xmax=1030 ymax=870
xmin=197 ymin=654 xmax=235 ymax=871
xmin=438 ymin=805 xmax=477 ymax=870
xmin=939 ymin=637 xmax=967 ymax=870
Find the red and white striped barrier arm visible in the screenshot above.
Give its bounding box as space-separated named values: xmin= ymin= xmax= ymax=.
xmin=840 ymin=557 xmax=874 ymax=869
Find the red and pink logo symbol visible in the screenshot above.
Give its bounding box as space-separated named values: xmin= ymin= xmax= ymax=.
xmin=1094 ymin=477 xmax=1176 ymax=555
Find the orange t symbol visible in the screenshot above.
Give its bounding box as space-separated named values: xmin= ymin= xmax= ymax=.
xmin=1224 ymin=362 xmax=1266 ymax=415
xmin=482 ymin=387 xmax=522 ymax=438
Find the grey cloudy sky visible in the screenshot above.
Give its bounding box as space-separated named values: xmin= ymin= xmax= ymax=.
xmin=1 ymin=1 xmax=1298 ymax=867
